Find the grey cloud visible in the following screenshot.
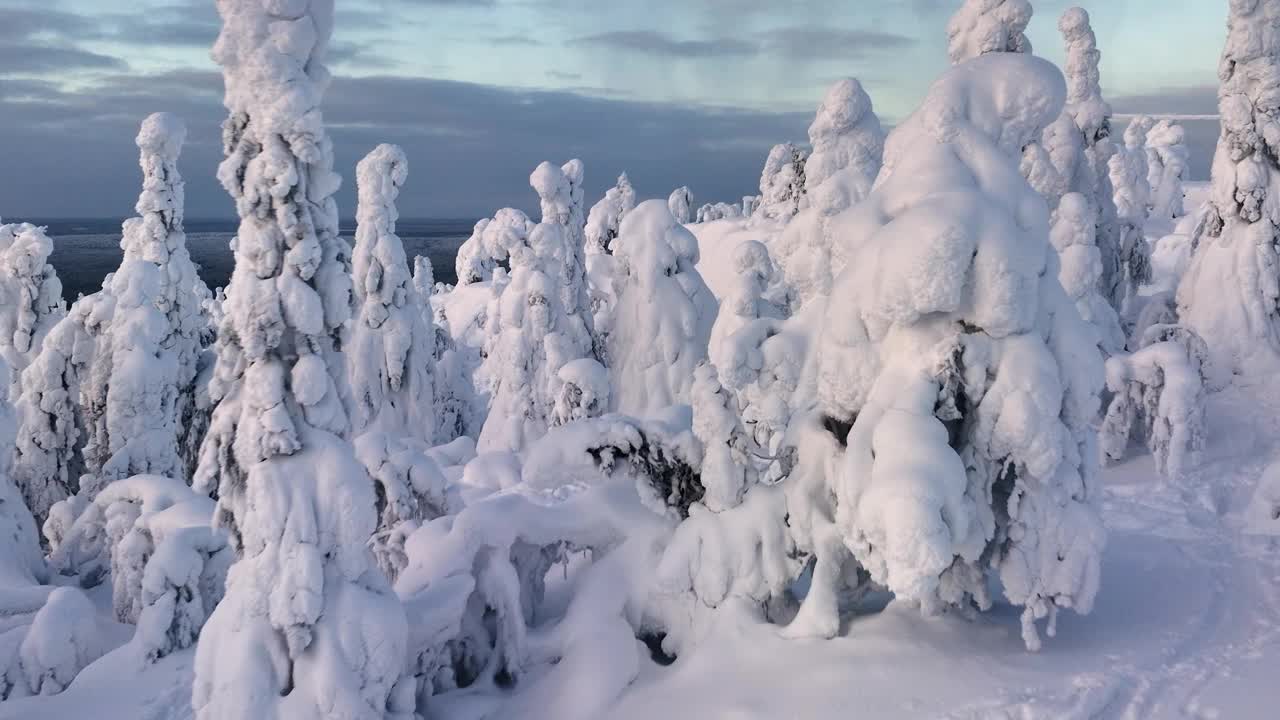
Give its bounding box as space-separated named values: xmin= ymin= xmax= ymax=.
xmin=0 ymin=68 xmax=808 ymax=219
xmin=764 ymin=27 xmax=916 ymax=60
xmin=570 ymin=31 xmax=757 ymax=59
xmin=0 ymin=43 xmax=128 ymax=74
xmin=568 ymin=26 xmax=912 ymax=61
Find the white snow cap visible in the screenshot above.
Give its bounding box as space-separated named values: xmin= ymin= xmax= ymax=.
xmin=804 ymin=77 xmax=884 ymax=214
xmin=946 ymin=0 xmax=1033 ymax=64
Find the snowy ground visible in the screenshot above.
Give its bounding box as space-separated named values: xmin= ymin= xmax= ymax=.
xmin=10 ymin=183 xmax=1279 ymax=719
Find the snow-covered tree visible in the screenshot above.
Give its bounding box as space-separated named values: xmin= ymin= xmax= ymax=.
xmin=76 ymin=112 xmax=212 ymax=499
xmin=0 ymin=358 xmax=46 ymax=591
xmin=1102 ymin=324 xmax=1208 ymax=479
xmin=1051 ymin=192 xmax=1126 ymax=355
xmin=820 ymin=53 xmax=1104 ymax=650
xmin=476 ymin=163 xmax=596 ymax=452
xmin=414 ymin=255 xmax=471 ymax=442
xmin=0 ymin=222 xmax=64 ymax=400
xmin=15 ymin=587 xmax=103 ymax=697
xmin=756 ymin=143 xmax=807 ymax=221
xmin=774 ymin=77 xmax=884 ymax=307
xmin=585 ymin=173 xmax=637 ymax=256
xmin=530 ymin=160 xmax=596 ymax=356
xmin=668 ymin=186 xmax=693 ymax=224
xmin=191 ymin=3 xmax=407 ymax=718
xmin=690 ymin=363 xmax=757 ymax=512
xmin=695 ymin=202 xmax=742 ymax=223
xmin=946 ymin=0 xmax=1032 ymax=64
xmin=349 ymin=145 xmax=450 ymax=582
xmin=1147 ymin=119 xmax=1189 ymax=221
xmin=709 ymin=240 xmax=783 ymax=372
xmin=608 ymin=200 xmax=717 ymax=416
xmin=12 ymin=300 xmax=96 ymax=529
xmin=1178 ymin=0 xmax=1280 ymax=377
xmin=1109 ymin=118 xmax=1155 ymax=321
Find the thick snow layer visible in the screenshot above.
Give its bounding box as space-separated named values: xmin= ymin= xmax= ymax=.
xmin=946 ymin=0 xmax=1032 ymax=64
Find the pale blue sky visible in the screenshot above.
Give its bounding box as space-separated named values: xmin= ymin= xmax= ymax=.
xmin=0 ymin=0 xmax=1227 ymax=217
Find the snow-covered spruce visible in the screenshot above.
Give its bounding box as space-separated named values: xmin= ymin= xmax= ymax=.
xmin=0 ymin=222 xmax=64 ymax=401
xmin=0 ymin=355 xmax=48 ymax=594
xmin=349 ymin=144 xmax=451 ymax=582
xmin=192 ymin=3 xmax=408 ymax=718
xmin=774 ymin=78 xmax=884 ymax=307
xmin=1046 ymin=7 xmax=1125 ymax=315
xmin=608 ymin=200 xmax=717 ymax=416
xmin=12 ymin=587 xmax=103 ymax=698
xmin=1146 ymin=119 xmax=1189 ymax=222
xmin=708 ymin=240 xmax=783 ymax=373
xmin=695 ymin=202 xmax=743 ymax=223
xmin=1178 ymin=0 xmax=1280 ymax=378
xmin=946 ymin=0 xmax=1032 ymax=64
xmin=476 ymin=162 xmax=596 ymax=453
xmin=77 ymin=113 xmax=213 ymax=500
xmin=1108 ymin=117 xmax=1155 ymax=323
xmin=12 ymin=299 xmax=97 ymax=530
xmin=756 ymin=143 xmax=807 ymax=221
xmin=1051 ymin=192 xmax=1126 ymax=356
xmin=667 ymin=186 xmax=694 ymax=224
xmin=1101 ymin=324 xmax=1208 ymax=479
xmin=805 ymin=53 xmax=1104 ymax=650
xmin=585 ymin=172 xmax=637 ymax=256
xmin=414 ymin=255 xmax=473 ymax=442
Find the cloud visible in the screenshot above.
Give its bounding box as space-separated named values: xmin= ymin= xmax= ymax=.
xmin=569 ymin=31 xmax=757 ymax=59
xmin=0 ymin=67 xmax=808 ymax=219
xmin=0 ymin=43 xmax=128 ymax=74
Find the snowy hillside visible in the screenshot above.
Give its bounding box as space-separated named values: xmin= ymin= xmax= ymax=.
xmin=2 ymin=1 xmax=1279 ymax=719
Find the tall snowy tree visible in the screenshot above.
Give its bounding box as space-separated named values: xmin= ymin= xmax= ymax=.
xmin=1146 ymin=119 xmax=1189 ymax=221
xmin=608 ymin=200 xmax=717 ymax=416
xmin=76 ymin=112 xmax=213 ymax=498
xmin=348 ymin=144 xmax=448 ymax=581
xmin=1050 ymin=192 xmax=1126 ymax=355
xmin=0 ymin=222 xmax=64 ymax=401
xmin=1109 ymin=118 xmax=1154 ymax=323
xmin=1178 ymin=0 xmax=1280 ymax=377
xmin=191 ymin=4 xmax=408 ymax=718
xmin=584 ymin=173 xmax=637 ymax=256
xmin=774 ymin=77 xmax=884 ymax=307
xmin=946 ymin=0 xmax=1032 ymax=64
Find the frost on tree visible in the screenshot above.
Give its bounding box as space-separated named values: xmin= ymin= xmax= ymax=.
xmin=0 ymin=222 xmax=65 ymax=401
xmin=1108 ymin=117 xmax=1155 ymax=322
xmin=530 ymin=160 xmax=596 ymax=356
xmin=807 ymin=54 xmax=1104 ymax=650
xmin=608 ymin=200 xmax=717 ymax=416
xmin=476 ymin=162 xmax=596 ymax=453
xmin=455 ymin=208 xmax=537 ymax=287
xmin=1051 ymin=192 xmax=1126 ymax=356
xmin=946 ymin=0 xmax=1032 ymax=64
xmin=349 ymin=145 xmax=449 ymax=582
xmin=774 ymin=78 xmax=884 ymax=307
xmin=1178 ymin=0 xmax=1280 ymax=377
xmin=191 ymin=3 xmax=407 ymax=718
xmin=77 ymin=112 xmax=213 ymax=499
xmin=756 ymin=143 xmax=807 ymax=221
xmin=1146 ymin=119 xmax=1189 ymax=221
xmin=667 ymin=186 xmax=694 ymax=224
xmin=1101 ymin=324 xmax=1208 ymax=480
xmin=0 ymin=358 xmax=47 ymax=593
xmin=414 ymin=255 xmax=471 ymax=442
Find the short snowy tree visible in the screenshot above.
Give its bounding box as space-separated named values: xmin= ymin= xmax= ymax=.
xmin=414 ymin=255 xmax=472 ymax=442
xmin=585 ymin=173 xmax=637 ymax=256
xmin=1147 ymin=119 xmax=1189 ymax=221
xmin=77 ymin=112 xmax=213 ymax=499
xmin=1051 ymin=192 xmax=1126 ymax=355
xmin=946 ymin=0 xmax=1033 ymax=64
xmin=608 ymin=200 xmax=717 ymax=416
xmin=16 ymin=587 xmax=103 ymax=697
xmin=801 ymin=54 xmax=1103 ymax=650
xmin=1178 ymin=0 xmax=1280 ymax=377
xmin=774 ymin=77 xmax=884 ymax=307
xmin=756 ymin=143 xmax=807 ymax=221
xmin=0 ymin=222 xmax=64 ymax=400
xmin=668 ymin=186 xmax=694 ymax=224
xmin=1102 ymin=324 xmax=1208 ymax=479
xmin=709 ymin=240 xmax=783 ymax=372
xmin=191 ymin=4 xmax=408 ymax=718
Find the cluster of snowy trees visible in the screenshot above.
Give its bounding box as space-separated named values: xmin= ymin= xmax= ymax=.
xmin=0 ymin=0 xmax=1255 ymax=716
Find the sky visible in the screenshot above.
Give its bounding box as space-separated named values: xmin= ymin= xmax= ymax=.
xmin=0 ymin=0 xmax=1228 ymax=219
